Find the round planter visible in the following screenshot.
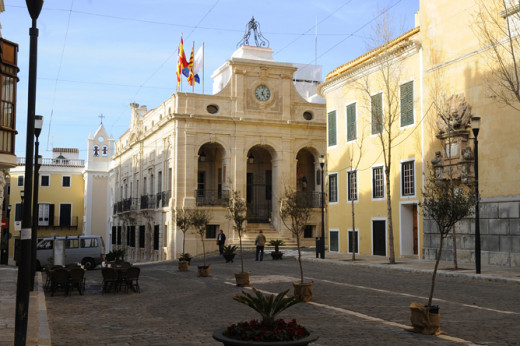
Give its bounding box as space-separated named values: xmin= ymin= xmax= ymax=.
xmin=178 ymin=260 xmax=189 ymax=272
xmin=179 ymin=257 xmax=191 ymax=264
xmin=409 ymin=302 xmax=440 ymax=335
xmin=293 ymin=282 xmax=313 ymax=302
xmin=224 ymin=253 xmax=236 ymax=263
xmin=197 ymin=265 xmax=211 ymax=277
xmin=234 ymin=272 xmax=250 ymax=287
xmin=270 ymin=251 xmax=283 ymax=260
xmin=213 ymin=329 xmax=319 ymax=346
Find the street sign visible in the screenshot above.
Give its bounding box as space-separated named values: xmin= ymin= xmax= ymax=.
xmin=0 ymin=219 xmax=6 ymax=229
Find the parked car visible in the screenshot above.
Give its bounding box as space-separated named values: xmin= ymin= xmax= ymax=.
xmin=36 ymin=235 xmax=105 ymax=270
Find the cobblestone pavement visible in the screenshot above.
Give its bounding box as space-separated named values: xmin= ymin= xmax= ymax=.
xmin=42 ymin=252 xmax=520 ymax=346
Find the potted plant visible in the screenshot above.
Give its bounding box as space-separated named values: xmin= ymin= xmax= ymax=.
xmin=411 ymin=170 xmax=475 ymax=335
xmin=176 ymin=208 xmax=193 ymax=271
xmin=105 ymin=248 xmax=126 ymax=262
xmin=225 ymin=190 xmax=250 ymax=287
xmin=191 ymin=208 xmax=212 ymax=277
xmin=223 ymin=245 xmax=238 ymax=263
xmin=280 ymin=189 xmax=313 ymax=301
xmin=269 ymin=239 xmax=285 ymax=260
xmin=213 ymin=288 xmax=318 ymax=345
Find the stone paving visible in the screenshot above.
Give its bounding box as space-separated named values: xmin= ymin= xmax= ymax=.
xmin=1 ymin=251 xmax=519 ymax=345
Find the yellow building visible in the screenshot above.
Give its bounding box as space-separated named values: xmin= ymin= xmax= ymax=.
xmin=319 ymin=0 xmax=520 ymax=267
xmin=8 ymin=148 xmax=85 ymax=259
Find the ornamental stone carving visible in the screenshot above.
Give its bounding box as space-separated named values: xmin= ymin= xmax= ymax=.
xmin=431 ymin=94 xmax=474 ymax=184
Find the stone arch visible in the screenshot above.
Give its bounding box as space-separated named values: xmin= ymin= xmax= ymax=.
xmin=196 ymin=142 xmax=228 ymax=206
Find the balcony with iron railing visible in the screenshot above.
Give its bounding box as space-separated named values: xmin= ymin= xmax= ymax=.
xmin=296 ymin=191 xmax=324 ymax=209
xmin=112 ymin=190 xmax=172 ymax=215
xmin=195 ymin=189 xmax=230 ymax=206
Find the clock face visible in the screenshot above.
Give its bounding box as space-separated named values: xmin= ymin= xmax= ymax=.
xmin=255 ymin=85 xmax=271 ymax=102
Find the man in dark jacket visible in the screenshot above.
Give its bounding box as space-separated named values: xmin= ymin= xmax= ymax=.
xmin=217 ymin=229 xmax=226 ymax=255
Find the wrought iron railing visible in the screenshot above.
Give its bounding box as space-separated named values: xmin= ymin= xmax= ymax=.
xmin=195 ymin=189 xmax=230 ymax=206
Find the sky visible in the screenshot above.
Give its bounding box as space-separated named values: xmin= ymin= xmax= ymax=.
xmin=1 ymin=0 xmax=419 ymax=161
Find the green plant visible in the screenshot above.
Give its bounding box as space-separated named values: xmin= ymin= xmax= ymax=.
xmin=279 ymin=189 xmax=312 ymax=284
xmin=420 ymin=169 xmax=475 ymax=308
xmin=191 ymin=208 xmax=212 ymax=266
xmin=225 ymin=190 xmax=248 ymax=273
xmin=106 ymin=248 xmax=126 ymax=262
xmin=268 ymin=239 xmax=285 ymax=252
xmin=232 ymin=288 xmax=300 ymax=328
xmin=180 ymin=252 xmax=191 ymax=260
xmin=176 ymin=208 xmax=193 ymax=258
xmin=223 ymin=245 xmax=237 ymax=255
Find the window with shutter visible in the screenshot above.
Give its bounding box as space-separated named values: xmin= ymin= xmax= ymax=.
xmin=328 ymin=111 xmax=337 ymax=147
xmin=346 ymin=103 xmax=356 ymax=141
xmin=371 ymin=93 xmax=383 ymax=134
xmin=400 ymin=81 xmax=414 ymax=127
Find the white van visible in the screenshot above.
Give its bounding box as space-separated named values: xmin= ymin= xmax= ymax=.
xmin=36 ymin=235 xmax=105 ymax=270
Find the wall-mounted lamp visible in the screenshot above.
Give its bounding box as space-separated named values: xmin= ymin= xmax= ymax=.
xmin=199 ymin=151 xmax=206 ymax=162
xmin=248 ymin=154 xmax=255 ymax=164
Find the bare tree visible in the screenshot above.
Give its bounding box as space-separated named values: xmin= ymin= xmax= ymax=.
xmin=345 ymin=122 xmax=366 ymax=261
xmin=474 ymin=0 xmax=520 ymax=110
xmin=359 ymin=11 xmax=413 ymax=263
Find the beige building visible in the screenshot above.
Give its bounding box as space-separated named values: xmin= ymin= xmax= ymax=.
xmin=319 ymin=0 xmax=520 ymax=267
xmin=110 ymin=45 xmax=326 ymax=262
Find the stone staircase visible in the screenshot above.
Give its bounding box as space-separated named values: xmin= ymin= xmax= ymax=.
xmin=230 ymin=223 xmax=297 ymax=250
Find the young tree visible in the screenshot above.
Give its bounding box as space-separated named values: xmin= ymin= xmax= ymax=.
xmin=225 ymin=190 xmax=248 ymax=273
xmin=279 ymin=189 xmax=312 ymax=284
xmin=474 ymin=0 xmax=520 ymax=111
xmin=191 ymin=209 xmax=212 ymax=267
xmin=175 ymin=208 xmax=193 ymax=258
xmin=346 ymin=124 xmax=366 ymax=261
xmin=421 ymin=168 xmax=475 ymax=307
xmin=359 ymin=11 xmax=414 ymax=263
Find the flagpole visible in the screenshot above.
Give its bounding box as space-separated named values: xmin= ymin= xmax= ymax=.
xmin=192 ymin=41 xmax=195 ymax=93
xmin=202 ymin=42 xmax=205 ymax=94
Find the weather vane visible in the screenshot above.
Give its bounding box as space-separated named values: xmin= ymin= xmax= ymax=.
xmin=236 ymin=17 xmax=270 ymax=48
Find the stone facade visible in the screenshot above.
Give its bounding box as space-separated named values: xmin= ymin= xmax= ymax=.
xmin=109 ymin=46 xmax=326 ymax=262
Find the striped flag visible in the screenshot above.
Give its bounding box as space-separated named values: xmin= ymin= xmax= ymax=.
xmin=176 ymin=36 xmax=188 ymax=87
xmin=186 ymin=45 xmax=195 ymax=86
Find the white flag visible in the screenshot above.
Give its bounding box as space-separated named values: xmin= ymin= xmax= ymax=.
xmin=193 ymin=45 xmax=204 ymax=75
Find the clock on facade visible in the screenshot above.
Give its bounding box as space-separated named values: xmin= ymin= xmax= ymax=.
xmin=255 ymin=85 xmax=271 ymax=102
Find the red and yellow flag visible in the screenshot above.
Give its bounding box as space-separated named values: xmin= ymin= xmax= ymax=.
xmin=176 ymin=36 xmax=188 ymax=87
xmin=186 ymin=45 xmax=195 ymax=86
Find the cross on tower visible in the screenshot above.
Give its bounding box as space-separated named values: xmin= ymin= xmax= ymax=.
xmin=98 ymin=114 xmax=105 ymax=124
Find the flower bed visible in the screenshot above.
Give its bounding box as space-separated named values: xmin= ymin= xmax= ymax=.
xmin=224 ymin=318 xmax=309 ymax=342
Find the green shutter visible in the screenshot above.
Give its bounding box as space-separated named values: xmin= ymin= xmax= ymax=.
xmin=371 ymin=93 xmax=383 ymax=135
xmin=328 ymin=111 xmax=337 ymax=146
xmin=346 ymin=103 xmax=356 ymax=141
xmin=400 ymin=81 xmax=414 ymax=126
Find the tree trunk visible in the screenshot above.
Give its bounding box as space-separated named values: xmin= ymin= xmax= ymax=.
xmin=297 ymin=236 xmax=304 ymax=283
xmin=428 ymin=234 xmax=445 ymax=307
xmin=201 ymin=234 xmax=206 ymax=267
xmin=239 ymin=230 xmax=244 ymax=273
xmin=385 ymin=168 xmax=395 ymax=264
xmin=351 ymin=198 xmax=356 ymax=261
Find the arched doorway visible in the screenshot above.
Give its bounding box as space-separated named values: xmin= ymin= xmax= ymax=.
xmin=246 ymin=146 xmax=272 ymax=223
xmin=197 ymin=143 xmax=227 ymax=206
xmin=296 ymin=148 xmax=320 ymax=208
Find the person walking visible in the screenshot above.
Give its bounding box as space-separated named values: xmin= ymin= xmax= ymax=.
xmin=255 ymin=230 xmax=267 ymax=261
xmin=217 ymin=230 xmax=226 ymax=255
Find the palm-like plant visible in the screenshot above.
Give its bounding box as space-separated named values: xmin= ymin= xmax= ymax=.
xmin=225 ymin=190 xmax=247 ymax=273
xmin=191 ymin=208 xmax=212 ymax=267
xmin=233 ymin=288 xmax=300 ymax=328
xmin=175 ymin=208 xmax=193 ymax=259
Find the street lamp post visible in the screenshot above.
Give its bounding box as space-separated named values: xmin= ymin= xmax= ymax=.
xmin=320 ymin=155 xmax=325 ymax=259
xmin=471 ymin=116 xmax=481 ymax=274
xmin=15 ymin=1 xmax=44 ymax=345
xmin=30 ymin=115 xmax=43 ymax=290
